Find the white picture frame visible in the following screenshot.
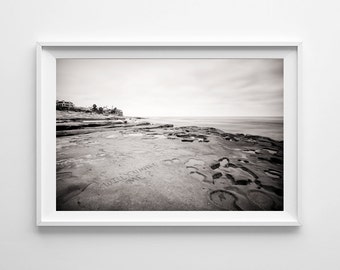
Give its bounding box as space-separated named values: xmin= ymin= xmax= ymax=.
xmin=37 ymin=42 xmax=301 ymax=226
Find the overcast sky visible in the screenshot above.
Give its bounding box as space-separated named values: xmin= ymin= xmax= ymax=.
xmin=57 ymin=58 xmax=283 ymax=117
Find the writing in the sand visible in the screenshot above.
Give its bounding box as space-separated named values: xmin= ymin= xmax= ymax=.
xmin=100 ymin=163 xmax=156 ymax=188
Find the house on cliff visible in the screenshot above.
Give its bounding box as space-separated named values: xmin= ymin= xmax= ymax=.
xmin=56 ymin=100 xmax=74 ymax=110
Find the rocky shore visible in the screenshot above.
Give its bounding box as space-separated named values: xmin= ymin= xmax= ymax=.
xmin=56 ymin=111 xmax=283 ymax=211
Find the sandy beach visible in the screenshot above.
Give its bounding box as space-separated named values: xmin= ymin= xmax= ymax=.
xmin=56 ymin=111 xmax=283 ymax=211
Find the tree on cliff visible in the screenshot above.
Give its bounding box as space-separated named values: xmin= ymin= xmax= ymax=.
xmin=98 ymin=107 xmax=103 ymax=114
xmin=92 ymin=104 xmax=97 ymax=112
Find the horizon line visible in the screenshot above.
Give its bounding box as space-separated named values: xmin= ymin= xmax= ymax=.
xmin=129 ymin=115 xmax=284 ymax=118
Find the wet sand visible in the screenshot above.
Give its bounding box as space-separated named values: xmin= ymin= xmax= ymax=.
xmin=56 ymin=112 xmax=283 ymax=211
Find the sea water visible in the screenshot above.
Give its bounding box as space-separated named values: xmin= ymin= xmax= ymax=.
xmin=146 ymin=116 xmax=283 ymax=141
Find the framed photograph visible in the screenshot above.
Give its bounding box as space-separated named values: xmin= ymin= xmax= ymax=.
xmin=37 ymin=42 xmax=300 ymax=226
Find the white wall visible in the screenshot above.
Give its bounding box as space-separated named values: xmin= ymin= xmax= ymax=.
xmin=1 ymin=0 xmax=340 ymax=269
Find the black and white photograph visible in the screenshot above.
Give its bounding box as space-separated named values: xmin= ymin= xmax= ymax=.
xmin=56 ymin=58 xmax=284 ymax=211
xmin=7 ymin=0 xmax=340 ymax=266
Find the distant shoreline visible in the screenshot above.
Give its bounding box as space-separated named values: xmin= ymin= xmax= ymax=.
xmin=145 ymin=116 xmax=283 ymax=141
xmin=56 ymin=110 xmax=283 ymax=141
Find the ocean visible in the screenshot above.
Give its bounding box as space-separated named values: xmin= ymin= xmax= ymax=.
xmin=146 ymin=116 xmax=283 ymax=141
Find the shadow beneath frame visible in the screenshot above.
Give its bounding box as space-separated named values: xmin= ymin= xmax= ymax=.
xmin=36 ymin=225 xmax=300 ymax=236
